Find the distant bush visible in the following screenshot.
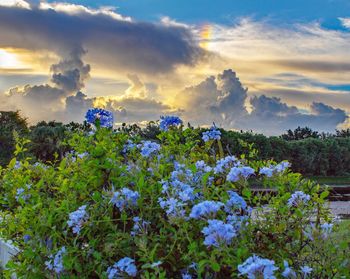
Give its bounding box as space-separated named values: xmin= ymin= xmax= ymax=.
xmin=0 ymin=113 xmax=349 ymax=278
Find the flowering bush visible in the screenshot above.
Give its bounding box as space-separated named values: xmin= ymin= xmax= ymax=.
xmin=0 ymin=113 xmax=349 ymax=278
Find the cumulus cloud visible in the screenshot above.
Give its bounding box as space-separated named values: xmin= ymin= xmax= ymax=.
xmin=339 ymin=17 xmax=350 ymax=29
xmin=0 ymin=2 xmax=204 ymax=75
xmin=177 ymin=69 xmax=348 ymax=134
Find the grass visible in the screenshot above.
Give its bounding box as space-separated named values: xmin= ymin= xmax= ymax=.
xmin=307 ymin=176 xmax=350 ymax=185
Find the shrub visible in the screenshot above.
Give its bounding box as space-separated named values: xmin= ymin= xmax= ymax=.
xmin=0 ymin=112 xmax=349 ymax=278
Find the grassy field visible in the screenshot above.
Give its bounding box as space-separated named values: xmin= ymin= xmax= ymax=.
xmin=307 ymin=176 xmax=350 ymax=185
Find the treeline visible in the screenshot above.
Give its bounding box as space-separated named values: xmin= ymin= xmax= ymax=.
xmin=1 ymin=111 xmax=349 ymax=176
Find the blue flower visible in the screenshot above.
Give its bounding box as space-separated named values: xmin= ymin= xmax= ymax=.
xmin=300 ymin=266 xmax=312 ymax=277
xmin=214 ymin=156 xmax=238 ymax=174
xmin=281 ymin=260 xmax=296 ymax=278
xmin=131 ymin=216 xmax=150 ymax=236
xmin=23 ymin=234 xmax=31 ymax=243
xmin=182 ymin=273 xmax=192 ymax=279
xmin=85 ymin=108 xmax=114 ymax=128
xmin=287 ymin=191 xmax=310 ymax=207
xmin=158 ymin=197 xmax=186 ymax=218
xmin=259 ymin=161 xmax=290 ymax=177
xmin=159 ymin=115 xmax=183 ymax=131
xmin=259 ymin=167 xmax=274 ymax=177
xmin=67 ymin=205 xmax=89 ymax=235
xmin=225 ymin=191 xmax=251 ymax=216
xmin=107 ymin=257 xmax=137 ymax=278
xmin=195 ymin=160 xmax=212 ymax=173
xmin=111 ymin=188 xmax=139 ymax=210
xmin=202 ymin=219 xmax=237 ymax=247
xmin=45 ymin=246 xmax=66 ymax=274
xmin=190 ymin=201 xmax=224 ymax=219
xmin=227 ymin=166 xmax=254 ymax=182
xmin=321 ymin=222 xmax=333 ymax=238
xmin=202 ymin=125 xmax=221 ymax=142
xmin=138 ymin=141 xmax=161 ymax=158
xmin=275 ymin=161 xmax=290 ymax=173
xmin=237 ymin=255 xmax=278 ymax=279
xmin=122 ymin=140 xmax=136 ymax=154
xmin=15 ymin=184 xmax=31 ymax=202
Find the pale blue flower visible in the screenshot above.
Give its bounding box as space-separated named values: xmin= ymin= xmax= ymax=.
xmin=67 ymin=205 xmax=89 ymax=235
xmin=300 ymin=266 xmax=312 ymax=277
xmin=107 ymin=257 xmax=137 ymax=278
xmin=202 ymin=219 xmax=237 ymax=247
xmin=189 ymin=201 xmax=224 ymax=219
xmin=281 ymin=260 xmax=296 ymax=278
xmin=287 ymin=191 xmax=310 ymax=207
xmin=111 ymin=188 xmax=139 ymax=210
xmin=158 ymin=197 xmax=186 ymax=218
xmin=227 ymin=166 xmax=254 ymax=182
xmin=259 ymin=167 xmax=274 ymax=177
xmin=45 ymin=246 xmax=66 ymax=274
xmin=214 ymin=156 xmax=238 ymax=174
xmin=131 ymin=216 xmax=150 ymax=236
xmin=182 ymin=273 xmax=192 ymax=279
xmin=225 ymin=191 xmax=249 ymax=213
xmin=202 ymin=125 xmax=221 ymax=142
xmin=195 ymin=160 xmax=212 ymax=173
xmin=138 ymin=141 xmax=161 ymax=158
xmin=160 ymin=115 xmax=182 ymax=131
xmin=321 ymin=222 xmax=333 ymax=238
xmin=238 ymin=255 xmax=278 ymax=279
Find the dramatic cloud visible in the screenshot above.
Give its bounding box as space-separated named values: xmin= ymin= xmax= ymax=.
xmin=177 ymin=69 xmax=348 ymax=134
xmin=0 ymin=2 xmax=204 ymax=75
xmin=339 ymin=17 xmax=350 ymax=29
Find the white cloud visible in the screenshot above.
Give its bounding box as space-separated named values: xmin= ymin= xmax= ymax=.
xmin=0 ymin=0 xmax=30 ymax=9
xmin=339 ymin=17 xmax=350 ymax=28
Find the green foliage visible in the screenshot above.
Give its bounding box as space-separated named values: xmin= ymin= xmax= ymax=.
xmin=0 ymin=125 xmax=349 ymax=278
xmin=0 ymin=111 xmax=28 ymax=166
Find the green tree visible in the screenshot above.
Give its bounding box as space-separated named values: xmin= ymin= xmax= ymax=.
xmin=28 ymin=121 xmax=69 ymax=162
xmin=0 ymin=111 xmax=28 ymax=166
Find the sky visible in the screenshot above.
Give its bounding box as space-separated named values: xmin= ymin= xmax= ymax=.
xmin=0 ymin=0 xmax=349 ymax=134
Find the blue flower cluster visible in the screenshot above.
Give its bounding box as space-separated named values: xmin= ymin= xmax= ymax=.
xmin=158 ymin=163 xmax=200 ymax=218
xmin=159 ymin=197 xmax=186 ymax=218
xmin=259 ymin=161 xmax=290 ymax=177
xmin=202 ymin=219 xmax=237 ymax=247
xmin=202 ymin=125 xmax=221 ymax=142
xmin=225 ymin=190 xmax=250 ymax=214
xmin=107 ymin=257 xmax=137 ymax=278
xmin=15 ymin=184 xmax=31 ymax=202
xmin=282 ymin=260 xmax=296 ymax=278
xmin=159 ymin=115 xmax=183 ymax=131
xmin=122 ymin=140 xmax=136 ymax=154
xmin=301 ymin=266 xmax=313 ymax=276
xmin=238 ymin=255 xmax=278 ymax=279
xmin=131 ymin=216 xmax=150 ymax=236
xmin=138 ymin=141 xmax=161 ymax=158
xmin=287 ymin=191 xmax=311 ymax=207
xmin=111 ymin=188 xmax=139 ymax=210
xmin=189 ymin=200 xmax=224 ymax=219
xmin=227 ymin=166 xmax=255 ymax=182
xmin=67 ymin=205 xmax=89 ymax=235
xmin=85 ymin=108 xmax=114 ymax=128
xmin=195 ymin=160 xmax=212 ymax=173
xmin=320 ymin=222 xmax=333 ymax=238
xmin=45 ymin=246 xmax=66 ymax=274
xmin=213 ymin=156 xmax=238 ymax=174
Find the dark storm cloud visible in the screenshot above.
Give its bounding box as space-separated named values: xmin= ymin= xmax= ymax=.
xmin=0 ymin=4 xmax=204 ymax=74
